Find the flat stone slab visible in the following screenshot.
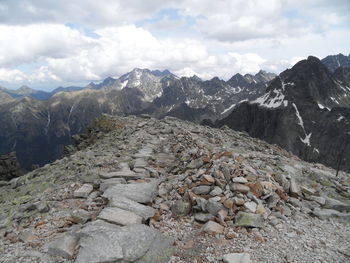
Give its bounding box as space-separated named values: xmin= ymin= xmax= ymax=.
xmin=312 ymin=208 xmax=350 ymax=220
xmin=103 ymin=181 xmax=159 ymax=204
xmin=99 ymin=170 xmax=146 ymax=180
xmin=74 ymin=184 xmax=93 ymax=198
xmin=154 ymin=153 xmax=176 ymax=168
xmin=134 ymin=158 xmax=148 ymax=168
xmin=75 ymin=220 xmax=172 ymax=263
xmin=98 ymin=207 xmax=142 ymax=226
xmin=100 ymin=178 xmax=127 ymax=192
xmin=223 ymin=253 xmax=251 ymax=263
xmin=109 ymin=196 xmax=155 ymax=220
xmin=235 ymin=211 xmax=264 ymax=228
xmin=133 ymin=146 xmax=154 ymax=159
xmin=47 ymin=233 xmax=79 ymax=260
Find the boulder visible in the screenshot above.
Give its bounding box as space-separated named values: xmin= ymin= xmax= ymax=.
xmin=47 ymin=234 xmax=79 ymax=260
xmin=75 ymin=221 xmax=172 ymax=263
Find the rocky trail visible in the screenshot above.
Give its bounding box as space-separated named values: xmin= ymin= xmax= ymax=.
xmin=0 ymin=115 xmax=349 ymax=263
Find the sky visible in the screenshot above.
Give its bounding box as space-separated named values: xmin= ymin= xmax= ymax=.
xmin=0 ymin=0 xmax=349 ymax=90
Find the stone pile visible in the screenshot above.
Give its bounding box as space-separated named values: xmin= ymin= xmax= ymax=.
xmin=0 ymin=152 xmax=21 ymax=181
xmin=0 ymin=115 xmax=349 ymax=263
xmin=153 ymin=120 xmax=350 ymax=237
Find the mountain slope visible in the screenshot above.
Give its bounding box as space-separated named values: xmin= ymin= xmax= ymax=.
xmin=0 ymin=69 xmax=274 ymax=169
xmin=0 ymin=115 xmax=349 ymax=262
xmin=216 ymin=56 xmax=350 ymax=172
xmin=322 ymin=53 xmax=350 ymax=72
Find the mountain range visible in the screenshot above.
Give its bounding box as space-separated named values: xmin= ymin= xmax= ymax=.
xmin=215 ymin=55 xmax=350 ymax=172
xmin=0 ymin=68 xmax=275 ymax=169
xmin=0 ymin=53 xmax=349 ymax=172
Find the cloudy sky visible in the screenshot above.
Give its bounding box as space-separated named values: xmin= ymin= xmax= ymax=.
xmin=0 ymin=0 xmax=349 ymax=90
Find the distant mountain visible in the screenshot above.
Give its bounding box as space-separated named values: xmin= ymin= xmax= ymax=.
xmin=322 ymin=53 xmax=350 ymax=72
xmin=0 ymin=68 xmax=274 ymax=169
xmin=215 ymin=56 xmax=350 ymax=172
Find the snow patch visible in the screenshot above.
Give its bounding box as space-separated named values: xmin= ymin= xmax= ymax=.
xmin=251 ymin=88 xmax=286 ymax=108
xmin=292 ymin=103 xmax=304 ymax=128
xmin=221 ymin=103 xmax=236 ymax=115
xmin=300 ymin=133 xmax=312 ymax=146
xmin=330 ymin=97 xmax=339 ymax=104
xmin=337 ymin=115 xmax=344 ymax=121
xmin=167 ymin=105 xmax=175 ymax=112
xmin=120 ymin=80 xmax=128 ymax=89
xmin=317 ymin=102 xmax=331 ymax=111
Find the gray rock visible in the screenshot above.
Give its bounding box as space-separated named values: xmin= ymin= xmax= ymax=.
xmin=192 ymin=185 xmax=211 ymax=195
xmin=18 ymin=202 xmax=36 ymax=212
xmin=308 ymin=195 xmax=326 ymax=205
xmin=35 ymin=201 xmax=50 ymax=213
xmin=235 ymin=212 xmax=264 ymax=228
xmin=74 ymin=184 xmax=94 ymax=198
xmin=201 ymin=220 xmax=224 ymax=234
xmin=134 ymin=158 xmax=148 ymax=168
xmin=75 ymin=221 xmax=172 ymax=263
xmin=206 ymin=200 xmax=224 ymax=216
xmin=99 ymin=170 xmax=144 ymax=180
xmin=221 ymin=166 xmax=232 ymax=182
xmin=47 ymin=234 xmax=79 ymax=260
xmin=274 ymin=174 xmax=290 ymax=192
xmin=133 ymin=146 xmax=154 ymax=159
xmin=244 ymin=201 xmax=257 ymax=213
xmin=223 ymin=253 xmax=251 ymax=263
xmin=324 ymin=197 xmax=350 ymax=212
xmin=0 ymin=215 xmax=9 ymax=229
xmin=100 ymin=178 xmax=127 ymax=191
xmin=18 ymin=229 xmax=37 ymax=243
xmin=210 ymin=186 xmax=223 ymax=196
xmin=289 ymin=178 xmax=300 ymax=197
xmin=109 ymin=196 xmax=155 ymax=220
xmin=187 ymin=158 xmax=204 ymax=169
xmin=231 ymin=177 xmax=248 ymax=184
xmin=171 ymin=200 xmax=191 ymax=216
xmin=312 ymin=208 xmax=350 ymax=220
xmin=230 ymin=183 xmax=250 ymax=194
xmin=194 ymin=213 xmax=215 ymax=223
xmin=80 ymin=174 xmax=101 ymax=187
xmin=301 ymin=186 xmax=316 ymax=195
xmin=98 ymin=207 xmax=143 ymax=226
xmin=266 ymin=193 xmax=280 ymax=208
xmin=71 ymin=209 xmax=91 ymax=224
xmin=103 ymin=181 xmax=159 ymax=204
xmin=196 ymin=197 xmax=208 ymax=211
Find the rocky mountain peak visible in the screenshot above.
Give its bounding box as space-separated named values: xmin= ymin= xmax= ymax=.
xmin=322 ymin=53 xmax=350 ymax=72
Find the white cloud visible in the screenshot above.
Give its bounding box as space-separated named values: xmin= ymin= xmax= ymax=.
xmin=0 ymin=1 xmax=349 ymax=89
xmin=0 ymin=0 xmax=170 ymax=28
xmin=0 ymin=24 xmax=94 ymax=67
xmin=0 ymin=23 xmax=269 ymax=88
xmin=0 ymin=68 xmax=27 ymax=83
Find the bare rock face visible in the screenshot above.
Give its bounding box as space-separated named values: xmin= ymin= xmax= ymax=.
xmin=216 ymin=56 xmax=350 ymax=172
xmin=0 ymin=152 xmax=21 ymax=181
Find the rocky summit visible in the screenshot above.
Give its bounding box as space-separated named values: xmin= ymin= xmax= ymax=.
xmin=0 ymin=115 xmax=349 ymax=263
